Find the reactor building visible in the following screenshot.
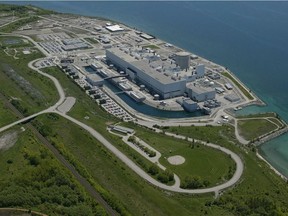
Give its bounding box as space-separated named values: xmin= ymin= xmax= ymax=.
xmin=105 ymin=47 xmax=215 ymax=101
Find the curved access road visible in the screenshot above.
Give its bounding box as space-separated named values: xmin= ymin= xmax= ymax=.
xmin=0 ymin=55 xmax=244 ymax=195
xmin=57 ymin=111 xmax=243 ymax=194
xmin=0 ymin=59 xmax=65 ymax=133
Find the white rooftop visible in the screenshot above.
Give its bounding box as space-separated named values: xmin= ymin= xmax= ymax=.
xmin=106 ymin=25 xmax=124 ymax=32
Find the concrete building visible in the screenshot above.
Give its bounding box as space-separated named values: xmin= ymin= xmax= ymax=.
xmin=105 ymin=24 xmax=124 ymax=32
xmin=182 ymin=98 xmax=198 ymax=112
xmin=186 ymin=83 xmax=215 ymax=102
xmin=225 ymin=83 xmax=233 ymax=90
xmin=175 ymin=52 xmax=190 ymax=70
xmin=140 ymin=33 xmax=154 ymax=40
xmin=110 ymin=125 xmax=134 ymax=134
xmin=196 ymin=64 xmax=205 ymax=78
xmin=106 ymin=48 xmax=187 ymax=99
xmin=224 ymin=94 xmax=240 ymax=102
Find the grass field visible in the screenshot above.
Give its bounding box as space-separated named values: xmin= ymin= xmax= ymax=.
xmin=0 ymin=99 xmax=18 ymax=127
xmin=0 ymin=126 xmax=106 ymax=216
xmin=132 ymin=128 xmax=234 ymax=186
xmin=0 ymin=16 xmax=39 ymax=33
xmin=238 ymin=119 xmax=278 ymax=141
xmin=268 ymin=117 xmax=284 ymax=128
xmin=0 ymin=37 xmax=58 ymax=115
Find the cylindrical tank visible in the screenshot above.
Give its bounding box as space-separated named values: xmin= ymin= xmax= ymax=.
xmin=154 ymin=94 xmax=160 ymax=100
xmin=175 ymin=52 xmax=190 ymax=70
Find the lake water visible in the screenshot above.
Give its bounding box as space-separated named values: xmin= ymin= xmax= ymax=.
xmin=8 ymin=1 xmax=288 ymax=177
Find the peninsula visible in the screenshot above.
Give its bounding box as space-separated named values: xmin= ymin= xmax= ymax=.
xmin=0 ymin=4 xmax=288 ymax=216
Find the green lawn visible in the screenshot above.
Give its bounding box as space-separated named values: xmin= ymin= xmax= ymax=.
xmin=0 ymin=99 xmax=18 ymax=127
xmin=267 ymin=117 xmax=284 ymax=128
xmin=238 ymin=119 xmax=278 ymax=141
xmin=132 ymin=128 xmax=234 ymax=186
xmin=0 ymin=127 xmax=106 ymax=215
xmin=163 ymin=124 xmax=239 ymax=149
xmin=0 ymin=39 xmax=58 ymax=115
xmin=160 ymin=145 xmax=234 ymax=186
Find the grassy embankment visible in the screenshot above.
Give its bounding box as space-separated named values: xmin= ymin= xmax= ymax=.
xmin=236 ymin=112 xmax=285 ymax=141
xmin=222 ymin=72 xmax=254 ymax=100
xmin=0 ymin=127 xmax=106 ymax=215
xmin=238 ymin=119 xmax=279 ymax=141
xmin=0 ymin=36 xmax=58 ymax=116
xmin=0 ymin=99 xmax=18 ymax=127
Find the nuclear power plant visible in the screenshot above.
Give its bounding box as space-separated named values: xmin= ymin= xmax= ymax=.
xmin=105 ymin=46 xmax=215 ymax=102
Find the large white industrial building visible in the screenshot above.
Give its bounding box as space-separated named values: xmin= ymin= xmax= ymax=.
xmin=106 ymin=47 xmax=215 ymax=101
xmin=186 ymin=83 xmax=215 ymax=102
xmin=106 ymin=48 xmax=186 ymax=99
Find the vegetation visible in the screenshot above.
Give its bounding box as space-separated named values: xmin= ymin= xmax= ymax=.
xmin=222 ymin=72 xmax=254 ymax=100
xmin=0 ymin=99 xmax=18 ymax=127
xmin=0 ymin=37 xmax=32 ymax=49
xmin=0 ymin=4 xmax=55 ymax=17
xmin=238 ymin=118 xmax=278 ymax=141
xmin=127 ymin=135 xmax=156 ymax=157
xmin=0 ymin=127 xmax=106 ymax=215
xmin=0 ymin=16 xmax=39 ymax=33
xmin=84 ymin=37 xmax=99 ymax=44
xmin=142 ymin=44 xmax=160 ymax=50
xmin=0 ymin=37 xmax=58 ymax=115
xmin=33 ymin=114 xmax=221 ymax=216
xmin=129 ymin=125 xmax=235 ymax=186
xmin=181 ymin=176 xmax=210 ymax=189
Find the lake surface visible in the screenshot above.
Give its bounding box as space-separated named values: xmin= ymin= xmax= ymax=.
xmin=8 ymin=1 xmax=288 ymax=177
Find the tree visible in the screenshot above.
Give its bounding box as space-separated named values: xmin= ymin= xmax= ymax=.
xmin=148 ymin=164 xmax=159 ymax=175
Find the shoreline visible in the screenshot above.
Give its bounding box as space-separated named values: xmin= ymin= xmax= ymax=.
xmin=256 ymin=152 xmax=288 ymax=181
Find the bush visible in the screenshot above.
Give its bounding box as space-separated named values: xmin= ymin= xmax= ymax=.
xmin=157 ymin=173 xmax=169 ymax=183
xmin=148 ymin=164 xmax=159 ymax=175
xmin=181 ymin=176 xmax=204 ymax=189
